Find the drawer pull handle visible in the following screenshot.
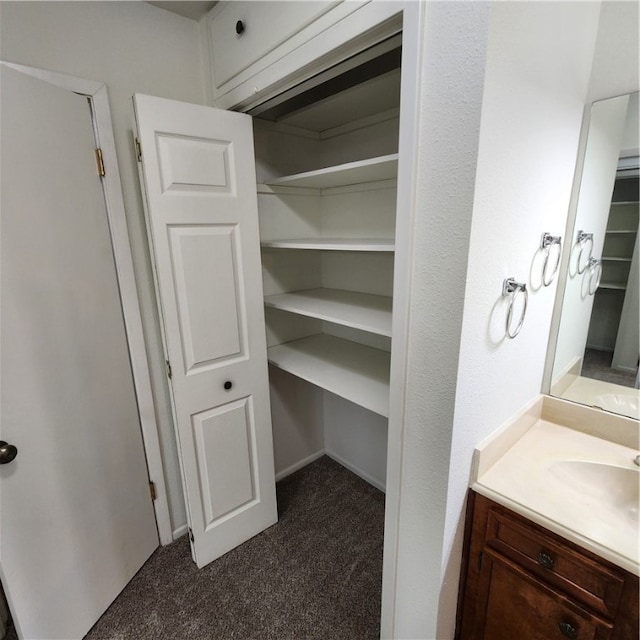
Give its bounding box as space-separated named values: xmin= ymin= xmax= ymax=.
xmin=235 ymin=20 xmax=245 ymax=35
xmin=558 ymin=621 xmax=578 ymax=639
xmin=224 ymin=381 xmax=233 ymax=390
xmin=537 ymin=551 xmax=555 ymax=569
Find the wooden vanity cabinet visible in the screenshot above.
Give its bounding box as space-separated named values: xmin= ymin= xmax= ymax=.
xmin=456 ymin=492 xmax=639 ymax=640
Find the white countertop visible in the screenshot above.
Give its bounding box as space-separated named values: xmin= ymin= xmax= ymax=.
xmin=472 ymin=398 xmax=640 ymax=576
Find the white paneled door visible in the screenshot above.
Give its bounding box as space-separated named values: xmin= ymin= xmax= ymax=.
xmin=0 ymin=66 xmax=158 ymax=639
xmin=133 ymin=95 xmax=277 ymax=568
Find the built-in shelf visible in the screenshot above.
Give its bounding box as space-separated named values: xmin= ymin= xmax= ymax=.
xmin=261 ymin=238 xmax=395 ymax=252
xmin=266 ymin=154 xmax=398 ymax=189
xmin=602 ymin=256 xmax=633 ymax=262
xmin=605 ymin=229 xmax=637 ymax=235
xmin=264 ymin=288 xmax=392 ymax=337
xmin=599 ymin=281 xmax=627 ymax=291
xmin=267 ymin=334 xmax=390 ymax=417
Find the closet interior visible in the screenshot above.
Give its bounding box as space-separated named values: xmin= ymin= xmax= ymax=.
xmin=249 ymin=35 xmax=403 ymax=491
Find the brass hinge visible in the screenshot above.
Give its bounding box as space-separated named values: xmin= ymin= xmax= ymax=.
xmin=95 ymin=148 xmax=105 ymax=177
xmin=165 ymin=360 xmax=172 ymax=380
xmin=135 ymin=137 xmax=142 ymax=162
xmin=149 ymin=481 xmax=157 ymax=501
xmin=188 ymin=528 xmax=194 ymax=543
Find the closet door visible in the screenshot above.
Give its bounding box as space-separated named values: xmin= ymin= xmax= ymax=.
xmin=133 ymin=95 xmax=277 ymax=568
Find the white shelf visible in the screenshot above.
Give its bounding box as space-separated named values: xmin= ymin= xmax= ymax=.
xmin=264 ymin=288 xmax=392 ymax=337
xmin=261 ymin=238 xmax=394 ymax=252
xmin=599 ymin=282 xmax=627 ymax=291
xmin=266 ymin=154 xmax=398 ymax=189
xmin=267 ymin=334 xmax=390 ymax=417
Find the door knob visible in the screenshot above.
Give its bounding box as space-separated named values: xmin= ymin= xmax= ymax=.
xmin=0 ymin=441 xmax=18 ymax=464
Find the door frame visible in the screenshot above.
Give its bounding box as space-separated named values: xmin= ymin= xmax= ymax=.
xmin=0 ymin=61 xmax=172 ymax=544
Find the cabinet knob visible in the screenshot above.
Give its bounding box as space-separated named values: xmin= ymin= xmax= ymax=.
xmin=0 ymin=441 xmax=18 ymax=465
xmin=224 ymin=381 xmax=233 ymax=390
xmin=537 ymin=550 xmax=555 ymax=569
xmin=235 ymin=20 xmax=245 ymax=35
xmin=558 ymin=621 xmax=578 ymax=639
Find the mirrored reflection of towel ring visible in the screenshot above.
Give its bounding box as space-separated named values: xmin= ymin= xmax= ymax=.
xmin=587 ymin=257 xmax=602 ymax=295
xmin=502 ymin=277 xmax=528 ymax=339
xmin=575 ymin=230 xmax=594 ymax=274
xmin=540 ymin=232 xmax=562 ymax=286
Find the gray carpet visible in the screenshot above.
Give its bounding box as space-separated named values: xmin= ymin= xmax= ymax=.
xmin=82 ymin=456 xmax=384 ymax=640
xmin=582 ymin=348 xmax=637 ymax=387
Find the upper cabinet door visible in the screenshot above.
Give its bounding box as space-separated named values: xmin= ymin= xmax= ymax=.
xmin=133 ymin=94 xmax=277 ymax=568
xmin=209 ymin=1 xmax=339 ymax=88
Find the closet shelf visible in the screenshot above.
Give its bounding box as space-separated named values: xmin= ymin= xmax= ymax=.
xmin=264 ymin=288 xmax=392 ymax=336
xmin=267 ymin=334 xmax=390 ymax=417
xmin=599 ymin=281 xmax=627 ymax=291
xmin=602 ymin=256 xmax=633 ymax=262
xmin=265 ymin=154 xmax=398 ymax=189
xmin=261 ymin=238 xmax=394 ymax=252
xmin=605 ymin=229 xmax=638 ymax=235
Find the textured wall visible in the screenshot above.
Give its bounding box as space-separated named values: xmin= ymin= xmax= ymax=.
xmin=437 ymin=2 xmax=602 ymax=637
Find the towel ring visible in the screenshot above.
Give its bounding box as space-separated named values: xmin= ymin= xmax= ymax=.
xmin=587 ymin=258 xmax=602 ymax=295
xmin=576 ymin=230 xmax=593 ymax=274
xmin=502 ymin=278 xmax=528 ymax=339
xmin=540 ymin=232 xmax=562 ymax=286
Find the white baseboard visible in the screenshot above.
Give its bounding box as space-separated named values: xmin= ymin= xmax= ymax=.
xmin=325 ymin=449 xmax=386 ymax=493
xmin=172 ymin=524 xmax=189 ymax=541
xmin=275 ymin=449 xmax=325 ymax=482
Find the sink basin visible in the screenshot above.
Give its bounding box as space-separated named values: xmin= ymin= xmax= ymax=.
xmin=549 ymin=460 xmax=639 ymax=525
xmin=594 ymin=393 xmax=639 ymax=419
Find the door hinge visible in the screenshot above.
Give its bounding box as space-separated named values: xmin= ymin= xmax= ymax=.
xmin=149 ymin=481 xmax=157 ymax=501
xmin=165 ymin=360 xmax=172 ymax=380
xmin=95 ymin=148 xmax=105 ymax=177
xmin=188 ymin=527 xmax=194 ymax=543
xmin=135 ymin=137 xmax=142 ymax=162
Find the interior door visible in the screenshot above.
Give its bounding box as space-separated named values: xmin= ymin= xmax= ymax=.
xmin=0 ymin=65 xmax=159 ymax=639
xmin=133 ymin=94 xmax=277 ymax=568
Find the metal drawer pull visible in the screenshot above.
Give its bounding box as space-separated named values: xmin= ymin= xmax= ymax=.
xmin=235 ymin=20 xmax=245 ymax=35
xmin=558 ymin=621 xmax=578 ymax=639
xmin=537 ymin=550 xmax=555 ymax=569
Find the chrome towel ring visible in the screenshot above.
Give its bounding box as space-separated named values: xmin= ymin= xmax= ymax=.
xmin=502 ymin=278 xmax=528 ymax=339
xmin=587 ymin=257 xmax=602 ymax=295
xmin=540 ymin=232 xmax=562 ymax=286
xmin=575 ymin=230 xmax=594 ymax=274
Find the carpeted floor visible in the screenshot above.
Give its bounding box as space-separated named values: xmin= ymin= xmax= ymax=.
xmin=80 ymin=456 xmax=384 ymax=640
xmin=582 ymin=348 xmax=637 ymax=387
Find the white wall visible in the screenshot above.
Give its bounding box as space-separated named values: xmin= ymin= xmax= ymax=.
xmin=436 ymin=2 xmax=602 ymax=637
xmin=0 ymin=1 xmax=207 ymax=535
xmin=588 ymin=0 xmax=640 ymax=102
xmin=382 ymin=2 xmax=491 ymax=638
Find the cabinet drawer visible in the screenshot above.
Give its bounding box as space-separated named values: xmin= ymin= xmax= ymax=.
xmin=209 ymin=1 xmax=340 ymax=88
xmin=485 ymin=508 xmax=625 ymax=619
xmin=480 ymin=551 xmax=613 ymax=640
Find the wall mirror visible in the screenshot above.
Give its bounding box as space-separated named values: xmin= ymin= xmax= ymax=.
xmin=546 ymin=91 xmax=639 ymax=420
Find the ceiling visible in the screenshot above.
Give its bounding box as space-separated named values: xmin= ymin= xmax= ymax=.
xmin=146 ymin=1 xmax=216 ymax=21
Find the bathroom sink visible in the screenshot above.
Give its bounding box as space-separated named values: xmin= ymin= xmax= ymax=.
xmin=548 ymin=460 xmax=639 ymax=526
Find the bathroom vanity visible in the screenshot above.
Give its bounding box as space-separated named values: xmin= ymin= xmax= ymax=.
xmin=456 ymin=396 xmax=640 ymax=639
